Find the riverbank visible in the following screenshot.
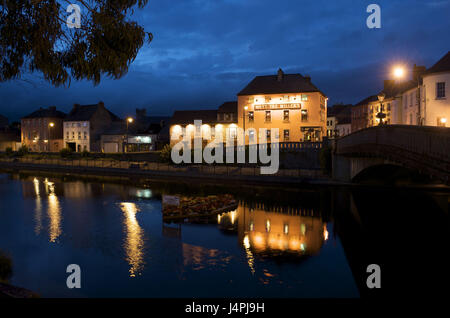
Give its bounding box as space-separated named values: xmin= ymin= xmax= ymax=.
xmin=0 ymin=283 xmax=38 ymax=298
xmin=0 ymin=158 xmax=334 ymax=187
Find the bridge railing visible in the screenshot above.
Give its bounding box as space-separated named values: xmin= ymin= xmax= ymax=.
xmin=336 ymin=125 xmax=450 ymax=163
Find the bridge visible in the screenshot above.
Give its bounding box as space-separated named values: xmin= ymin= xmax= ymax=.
xmin=333 ymin=125 xmax=450 ymax=184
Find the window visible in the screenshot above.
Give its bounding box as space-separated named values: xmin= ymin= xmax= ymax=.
xmin=301 ymin=95 xmax=308 ymax=101
xmin=284 ymin=129 xmax=289 ymax=141
xmin=84 ymin=131 xmax=87 ymax=139
xmin=437 ymin=117 xmax=447 ymax=127
xmin=229 ymin=127 xmax=237 ymax=139
xmin=437 ymin=82 xmax=445 ymax=98
xmin=249 ymin=129 xmax=255 ymax=142
xmin=301 ymin=109 xmax=308 ymax=122
xmin=283 ymin=110 xmax=289 ymax=122
xmin=266 ymin=129 xmax=271 ymax=140
xmin=387 ymin=103 xmax=391 ymax=111
xmin=248 ymin=111 xmax=254 ymax=122
xmin=265 ymin=111 xmax=271 ymax=122
xmin=78 ymin=132 xmax=81 ymax=140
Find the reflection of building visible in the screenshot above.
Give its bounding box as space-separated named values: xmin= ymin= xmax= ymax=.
xmin=238 ymin=69 xmax=327 ymax=143
xmin=218 ymin=203 xmax=327 ymax=259
xmin=21 ymin=106 xmax=66 ymax=152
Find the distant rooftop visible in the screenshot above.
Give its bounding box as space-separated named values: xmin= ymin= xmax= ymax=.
xmin=425 ymin=51 xmax=450 ymax=75
xmin=64 ymin=102 xmax=121 ymax=122
xmin=22 ymin=106 xmax=66 ymax=119
xmin=217 ymin=101 xmax=237 ymax=113
xmin=238 ymin=69 xmax=325 ymax=96
xmin=170 ymin=109 xmax=218 ymax=125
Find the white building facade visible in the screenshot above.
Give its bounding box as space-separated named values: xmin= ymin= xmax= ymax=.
xmin=64 ymin=121 xmax=90 ymax=152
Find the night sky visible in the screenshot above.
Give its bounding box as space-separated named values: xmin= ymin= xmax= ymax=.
xmin=1 ymin=0 xmax=449 ymax=122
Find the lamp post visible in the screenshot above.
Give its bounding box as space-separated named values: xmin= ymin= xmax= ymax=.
xmin=243 ymin=106 xmax=248 ymax=145
xmin=125 ymin=117 xmax=133 ymax=153
xmin=376 ymin=93 xmax=386 ymax=125
xmin=48 ymin=122 xmax=54 ymax=152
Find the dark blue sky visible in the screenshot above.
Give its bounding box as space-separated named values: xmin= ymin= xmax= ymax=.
xmin=1 ymin=0 xmax=449 ymax=121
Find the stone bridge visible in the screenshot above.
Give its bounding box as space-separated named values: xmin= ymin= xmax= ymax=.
xmin=332 ymin=125 xmax=450 ymax=184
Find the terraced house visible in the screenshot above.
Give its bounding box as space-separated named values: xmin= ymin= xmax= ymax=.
xmin=63 ymin=102 xmax=121 ymax=152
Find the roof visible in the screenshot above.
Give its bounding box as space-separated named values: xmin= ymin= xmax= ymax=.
xmin=425 ymin=51 xmax=450 ymax=75
xmin=383 ymin=80 xmax=417 ymax=98
xmin=218 ymin=101 xmax=237 ymax=113
xmin=238 ymin=72 xmax=325 ymax=96
xmin=355 ymin=95 xmax=379 ymax=106
xmin=64 ymin=103 xmax=121 ymax=122
xmin=327 ymin=104 xmax=352 ymax=117
xmin=170 ymin=110 xmax=217 ymax=125
xmin=22 ymin=107 xmax=66 ymax=119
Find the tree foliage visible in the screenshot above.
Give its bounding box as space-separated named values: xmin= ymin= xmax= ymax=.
xmin=0 ymin=0 xmax=153 ymax=86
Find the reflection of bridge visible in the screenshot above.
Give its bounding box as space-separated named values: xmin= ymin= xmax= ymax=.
xmin=333 ymin=125 xmax=450 ymax=184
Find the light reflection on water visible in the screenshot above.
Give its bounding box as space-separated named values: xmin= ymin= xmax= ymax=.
xmin=0 ymin=174 xmax=369 ymax=297
xmin=120 ymin=202 xmax=145 ymax=278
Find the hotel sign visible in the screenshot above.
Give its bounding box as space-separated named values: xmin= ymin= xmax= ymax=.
xmin=254 ymin=103 xmax=302 ymax=110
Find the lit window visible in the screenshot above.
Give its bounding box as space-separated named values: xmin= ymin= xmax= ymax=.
xmin=229 ymin=127 xmax=237 ymax=139
xmin=283 ymin=224 xmax=289 ymax=235
xmin=302 ymin=95 xmax=308 ymax=101
xmin=249 ymin=129 xmax=255 ymax=142
xmin=301 ymin=109 xmax=308 ymax=122
xmin=249 ymin=221 xmax=254 ymax=231
xmin=265 ymin=220 xmax=271 ymax=232
xmin=437 ymin=82 xmax=445 ymax=98
xmin=283 ymin=110 xmax=289 ymax=122
xmin=248 ymin=111 xmax=254 ymax=122
xmin=265 ymin=111 xmax=271 ymax=122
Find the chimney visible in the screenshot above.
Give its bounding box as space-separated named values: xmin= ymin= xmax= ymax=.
xmin=277 ymin=68 xmax=284 ymax=82
xmin=384 ymin=80 xmax=395 ymax=91
xmin=304 ymin=75 xmax=311 ymax=83
xmin=136 ymin=108 xmax=147 ymax=118
xmin=98 ymin=101 xmax=105 ymax=108
xmin=49 ymin=106 xmax=56 ymax=111
xmin=412 ymin=64 xmax=426 ymax=82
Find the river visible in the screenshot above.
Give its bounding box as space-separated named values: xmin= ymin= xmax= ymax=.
xmin=0 ymin=172 xmax=448 ymax=298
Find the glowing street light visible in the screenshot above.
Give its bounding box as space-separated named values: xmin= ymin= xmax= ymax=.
xmin=393 ymin=66 xmax=405 ymax=79
xmin=125 ymin=117 xmax=134 ymax=153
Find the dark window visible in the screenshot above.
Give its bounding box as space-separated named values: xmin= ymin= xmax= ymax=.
xmin=437 ymin=82 xmax=445 ymax=98
xmin=265 ymin=111 xmax=271 ymax=122
xmin=266 ymin=129 xmax=271 ymax=140
xmin=284 ymin=129 xmax=289 ymax=141
xmin=248 ymin=111 xmax=254 ymax=122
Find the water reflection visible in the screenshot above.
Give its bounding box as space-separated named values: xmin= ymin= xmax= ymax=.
xmin=120 ymin=202 xmax=145 ymax=278
xmin=33 ymin=178 xmax=43 ymax=235
xmin=219 ymin=204 xmax=326 ymax=258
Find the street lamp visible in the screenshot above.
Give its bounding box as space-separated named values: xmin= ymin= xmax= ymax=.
xmin=125 ymin=117 xmax=134 ymax=153
xmin=48 ymin=122 xmax=55 ymax=152
xmin=393 ymin=66 xmax=405 ymax=79
xmin=376 ymin=93 xmax=386 ymax=125
xmin=243 ymin=106 xmax=248 ymax=145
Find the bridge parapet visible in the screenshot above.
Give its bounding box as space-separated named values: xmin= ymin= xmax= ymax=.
xmin=335 ymin=125 xmax=450 ymax=182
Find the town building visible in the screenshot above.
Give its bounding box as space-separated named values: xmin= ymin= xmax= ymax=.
xmin=237 ymin=69 xmax=327 ymax=144
xmin=100 ymin=109 xmax=169 ymax=153
xmin=169 ymin=102 xmax=238 ymax=146
xmin=64 ymin=102 xmax=121 ymax=152
xmin=0 ymin=119 xmax=21 ymax=151
xmin=422 ymin=51 xmax=450 ymax=127
xmin=21 ymin=106 xmax=66 ymax=152
xmin=351 ymin=52 xmax=449 ymax=131
xmin=326 ymin=104 xmax=352 ymax=138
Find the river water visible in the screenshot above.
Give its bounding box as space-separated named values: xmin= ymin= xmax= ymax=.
xmin=0 ymin=172 xmax=448 ymax=298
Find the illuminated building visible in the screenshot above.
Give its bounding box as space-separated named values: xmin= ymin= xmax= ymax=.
xmin=238 ymin=69 xmax=327 ymax=143
xmin=21 ymin=106 xmax=66 ymax=152
xmin=169 ymin=102 xmax=238 ymax=146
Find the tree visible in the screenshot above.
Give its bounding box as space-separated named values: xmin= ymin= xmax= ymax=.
xmin=0 ymin=0 xmax=153 ymax=86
